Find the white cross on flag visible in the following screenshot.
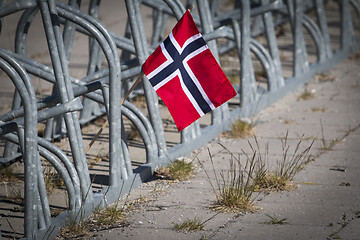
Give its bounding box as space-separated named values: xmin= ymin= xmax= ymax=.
xmin=142 ymin=10 xmax=237 ymax=131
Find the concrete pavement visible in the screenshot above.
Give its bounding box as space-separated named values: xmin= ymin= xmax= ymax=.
xmin=89 ymin=55 xmax=360 ymax=240
xmin=0 ymin=1 xmax=359 ymax=239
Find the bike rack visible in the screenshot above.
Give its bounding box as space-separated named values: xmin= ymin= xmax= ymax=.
xmin=0 ymin=0 xmax=359 ymax=238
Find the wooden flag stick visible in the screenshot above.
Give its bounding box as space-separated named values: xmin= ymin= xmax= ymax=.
xmin=121 ymin=71 xmax=144 ymax=105
xmin=188 ymin=4 xmax=194 ymax=11
xmin=85 ymin=71 xmax=144 ymax=154
xmin=85 ymin=117 xmax=108 ymax=154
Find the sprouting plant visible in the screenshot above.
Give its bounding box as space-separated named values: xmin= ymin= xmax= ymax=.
xmin=91 ymin=203 xmax=126 ymax=227
xmin=252 ymin=132 xmax=313 ymax=192
xmin=43 ymin=166 xmax=64 ymax=196
xmin=277 ymin=131 xmax=313 ymax=181
xmin=224 ymin=119 xmax=255 ymax=139
xmin=173 ymin=217 xmax=205 ymax=231
xmin=264 ymin=214 xmax=288 ymax=225
xmin=199 ymin=144 xmax=259 ymax=213
xmin=155 ymin=158 xmax=194 ymax=181
xmin=60 ymin=189 xmax=91 ymax=237
xmin=284 ymin=119 xmax=297 ymax=125
xmin=200 ymin=234 xmax=209 ymax=240
xmin=7 ymin=185 xmax=24 ymax=206
xmin=298 ymin=88 xmax=314 ymax=101
xmin=311 ymin=106 xmax=327 ymax=112
xmin=59 ymin=175 xmax=139 ymax=239
xmin=327 ymin=212 xmax=351 ymax=239
xmin=320 ymin=119 xmax=340 ymax=151
xmin=257 ymin=131 xmax=313 ymax=191
xmin=320 ymin=119 xmax=329 ymax=150
xmin=0 ymin=163 xmax=20 ymax=182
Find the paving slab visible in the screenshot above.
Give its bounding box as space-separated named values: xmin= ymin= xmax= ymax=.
xmin=0 ymin=1 xmax=360 ymax=239
xmin=91 ymin=56 xmax=360 ymax=239
xmin=339 ymin=218 xmax=360 ymax=240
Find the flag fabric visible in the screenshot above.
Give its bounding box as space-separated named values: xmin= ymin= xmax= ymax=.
xmin=142 ymin=10 xmax=237 ymax=131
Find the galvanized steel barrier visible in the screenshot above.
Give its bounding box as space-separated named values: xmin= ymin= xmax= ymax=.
xmin=0 ymin=0 xmax=359 ymax=238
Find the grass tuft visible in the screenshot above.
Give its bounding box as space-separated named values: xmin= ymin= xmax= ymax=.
xmin=249 ymin=132 xmax=314 ymax=192
xmin=173 ymin=217 xmax=205 ymax=231
xmin=255 ymin=173 xmax=293 ymax=192
xmin=319 ymin=119 xmax=341 ymax=151
xmin=311 ymin=106 xmax=327 ymax=112
xmin=89 ymin=204 xmax=126 ymax=228
xmin=278 ymin=132 xmax=313 ymax=181
xmin=0 ymin=164 xmax=20 ymax=182
xmin=298 ymin=88 xmax=314 ymax=101
xmin=155 ymin=158 xmax=194 ymax=181
xmin=58 ymin=181 xmax=130 ymax=239
xmin=284 ymin=119 xmax=296 ymax=125
xmin=257 ymin=131 xmax=313 ymax=191
xmin=200 ymin=234 xmax=209 ymax=240
xmin=313 ymin=72 xmax=335 ymax=83
xmin=43 ymin=166 xmax=64 ymax=196
xmin=6 ymin=185 xmax=24 ymax=207
xmin=264 ymin=214 xmax=288 ymax=224
xmin=200 ymin=144 xmax=259 ymax=213
xmin=62 ymin=220 xmax=87 ymax=238
xmin=224 ymin=119 xmax=255 ymax=139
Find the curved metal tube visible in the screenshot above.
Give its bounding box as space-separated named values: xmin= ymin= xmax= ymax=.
xmin=250 ymin=39 xmax=277 ymax=91
xmin=56 ymin=1 xmax=125 ymax=183
xmin=0 ymin=53 xmax=40 ymax=238
xmin=122 ymin=101 xmax=159 ymax=158
xmin=3 ymin=133 xmax=78 ymax=211
xmin=302 ymin=15 xmax=326 ymax=63
xmin=37 ymin=137 xmax=81 ymax=205
xmin=121 ymin=105 xmax=156 ymax=164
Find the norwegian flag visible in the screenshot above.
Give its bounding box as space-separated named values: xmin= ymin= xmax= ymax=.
xmin=142 ymin=10 xmax=237 ymax=131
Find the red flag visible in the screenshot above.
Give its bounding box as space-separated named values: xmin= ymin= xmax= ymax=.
xmin=142 ymin=10 xmax=237 ymax=131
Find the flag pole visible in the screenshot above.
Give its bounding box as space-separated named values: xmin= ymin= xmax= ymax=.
xmin=121 ymin=71 xmax=145 ymax=105
xmin=85 ymin=71 xmax=144 ymax=154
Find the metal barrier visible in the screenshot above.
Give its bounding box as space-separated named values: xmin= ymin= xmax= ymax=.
xmin=0 ymin=0 xmax=359 ymax=238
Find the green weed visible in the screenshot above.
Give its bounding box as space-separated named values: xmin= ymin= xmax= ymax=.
xmin=284 ymin=119 xmax=297 ymax=125
xmin=201 ymin=144 xmax=259 ymax=213
xmin=43 ymin=166 xmax=64 ymax=196
xmin=327 ymin=212 xmax=351 ymax=239
xmin=311 ymin=106 xmax=327 ymax=112
xmin=314 ymin=72 xmax=335 ymax=83
xmin=224 ymin=119 xmax=255 ymax=139
xmin=298 ymin=88 xmax=314 ymax=101
xmin=7 ymin=185 xmax=24 ymax=206
xmin=173 ymin=217 xmax=205 ymax=231
xmin=264 ymin=214 xmax=288 ymax=224
xmin=0 ymin=163 xmax=20 ymax=182
xmin=319 ymin=120 xmax=341 ymax=151
xmin=200 ymin=234 xmax=209 ymax=240
xmin=254 ymin=132 xmax=313 ymax=191
xmin=155 ymin=158 xmax=194 ymax=181
xmin=274 ymin=132 xmax=313 ymax=187
xmin=90 ymin=204 xmax=126 ymax=228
